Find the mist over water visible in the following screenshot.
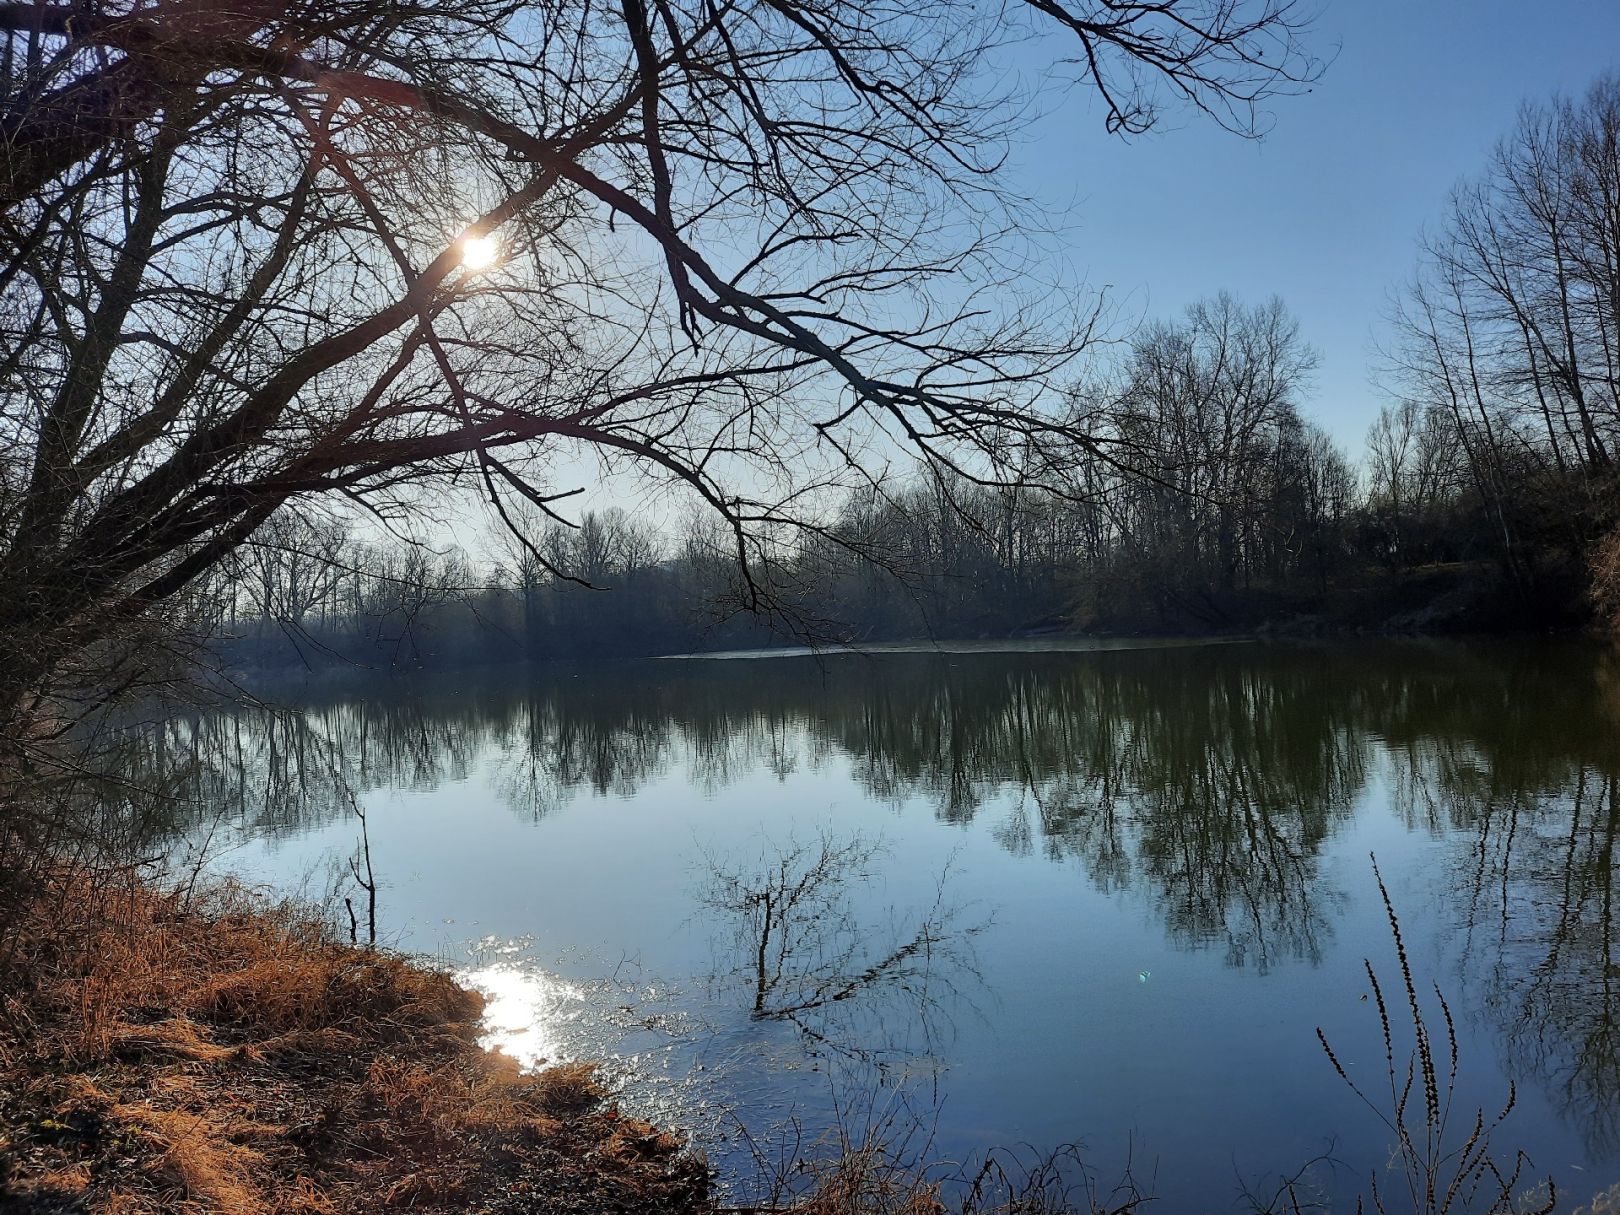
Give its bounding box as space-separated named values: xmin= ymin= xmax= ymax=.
xmin=140 ymin=638 xmax=1620 ymax=1208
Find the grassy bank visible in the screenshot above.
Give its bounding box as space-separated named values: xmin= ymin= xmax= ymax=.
xmin=0 ymin=872 xmax=709 ymax=1215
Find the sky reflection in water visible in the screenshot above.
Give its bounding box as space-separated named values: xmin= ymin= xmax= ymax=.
xmin=154 ymin=638 xmax=1620 ymax=1210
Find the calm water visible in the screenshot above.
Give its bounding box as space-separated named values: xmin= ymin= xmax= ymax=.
xmin=150 ymin=638 xmax=1619 ymax=1209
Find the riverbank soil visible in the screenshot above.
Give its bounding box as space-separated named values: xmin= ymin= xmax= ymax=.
xmin=0 ymin=873 xmax=709 ymax=1215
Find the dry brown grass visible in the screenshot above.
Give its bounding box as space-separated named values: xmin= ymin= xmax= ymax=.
xmin=782 ymin=1144 xmax=948 ymax=1215
xmin=0 ymin=869 xmax=710 ymax=1215
xmin=1590 ymin=521 xmax=1620 ymax=631
xmin=113 ymin=1103 xmax=269 ymax=1215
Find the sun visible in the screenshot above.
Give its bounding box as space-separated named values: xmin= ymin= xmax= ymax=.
xmin=460 ymin=233 xmax=500 ymax=271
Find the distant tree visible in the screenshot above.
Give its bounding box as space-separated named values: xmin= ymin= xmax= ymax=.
xmin=1092 ymin=293 xmax=1320 ymax=610
xmin=1362 ymin=401 xmax=1459 ymax=574
xmin=0 ymin=0 xmax=1321 ymax=726
xmin=239 ymin=512 xmax=352 ymax=636
xmin=1272 ymin=419 xmax=1355 ymax=591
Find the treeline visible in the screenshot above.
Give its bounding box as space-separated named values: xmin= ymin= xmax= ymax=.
xmin=182 ymin=509 xmax=779 ymax=669
xmin=191 ymin=74 xmax=1620 ymax=669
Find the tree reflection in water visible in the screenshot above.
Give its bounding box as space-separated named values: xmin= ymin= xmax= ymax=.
xmin=1435 ymin=768 xmax=1620 ymax=1156
xmin=697 ymin=830 xmax=984 ymax=1072
xmin=106 ymin=638 xmax=1620 ymax=1151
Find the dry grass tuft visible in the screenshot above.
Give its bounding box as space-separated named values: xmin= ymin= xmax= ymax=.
xmin=1313 ymin=857 xmax=1553 ymax=1215
xmin=108 ymin=1017 xmax=252 ymax=1064
xmin=190 ymin=952 xmax=482 ymax=1040
xmin=26 ymin=1160 xmax=93 ymax=1199
xmin=251 ymin=1027 xmax=362 ymax=1058
xmin=114 ymin=1104 xmax=266 ymax=1215
xmin=528 ymin=1060 xmax=606 ymax=1115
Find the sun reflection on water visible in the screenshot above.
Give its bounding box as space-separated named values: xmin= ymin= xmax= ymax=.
xmin=459 ymin=960 xmax=589 ymax=1071
xmin=454 ymin=944 xmax=731 ymax=1166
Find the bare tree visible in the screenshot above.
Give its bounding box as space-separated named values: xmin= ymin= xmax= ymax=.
xmin=238 ymin=511 xmax=352 ymax=634
xmin=1363 ymin=401 xmax=1459 ymax=575
xmin=1386 ymin=72 xmax=1620 ymax=588
xmin=1075 ymin=293 xmax=1320 ymax=615
xmin=0 ymin=0 xmax=1321 ymax=728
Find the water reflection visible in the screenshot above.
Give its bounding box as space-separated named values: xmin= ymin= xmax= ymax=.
xmin=698 ymin=831 xmax=983 ymax=1074
xmin=136 ymin=648 xmax=1616 ymax=910
xmin=113 ymin=638 xmax=1620 ymax=1166
xmin=463 ymin=956 xmax=588 ymax=1071
xmin=1450 ymin=771 xmax=1620 ymax=1155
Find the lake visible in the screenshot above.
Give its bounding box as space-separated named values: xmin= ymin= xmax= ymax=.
xmin=150 ymin=637 xmax=1619 ymax=1210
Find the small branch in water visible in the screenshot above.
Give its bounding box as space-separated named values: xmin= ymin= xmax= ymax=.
xmin=346 ymin=793 xmax=377 ymax=948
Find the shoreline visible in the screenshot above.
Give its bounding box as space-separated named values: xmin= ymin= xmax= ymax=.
xmin=0 ymin=872 xmax=709 ymax=1215
xmin=0 ymin=863 xmax=1601 ymax=1215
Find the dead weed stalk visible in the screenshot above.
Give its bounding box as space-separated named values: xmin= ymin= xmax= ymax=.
xmin=1314 ymin=857 xmax=1554 ymax=1215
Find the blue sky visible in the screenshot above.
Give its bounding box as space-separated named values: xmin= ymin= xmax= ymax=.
xmin=471 ymin=1 xmax=1620 ymax=543
xmin=1006 ymin=0 xmax=1620 ymax=453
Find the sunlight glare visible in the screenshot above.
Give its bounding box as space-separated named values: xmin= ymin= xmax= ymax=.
xmin=459 ymin=961 xmax=586 ymax=1071
xmin=460 ymin=233 xmax=501 ymax=271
